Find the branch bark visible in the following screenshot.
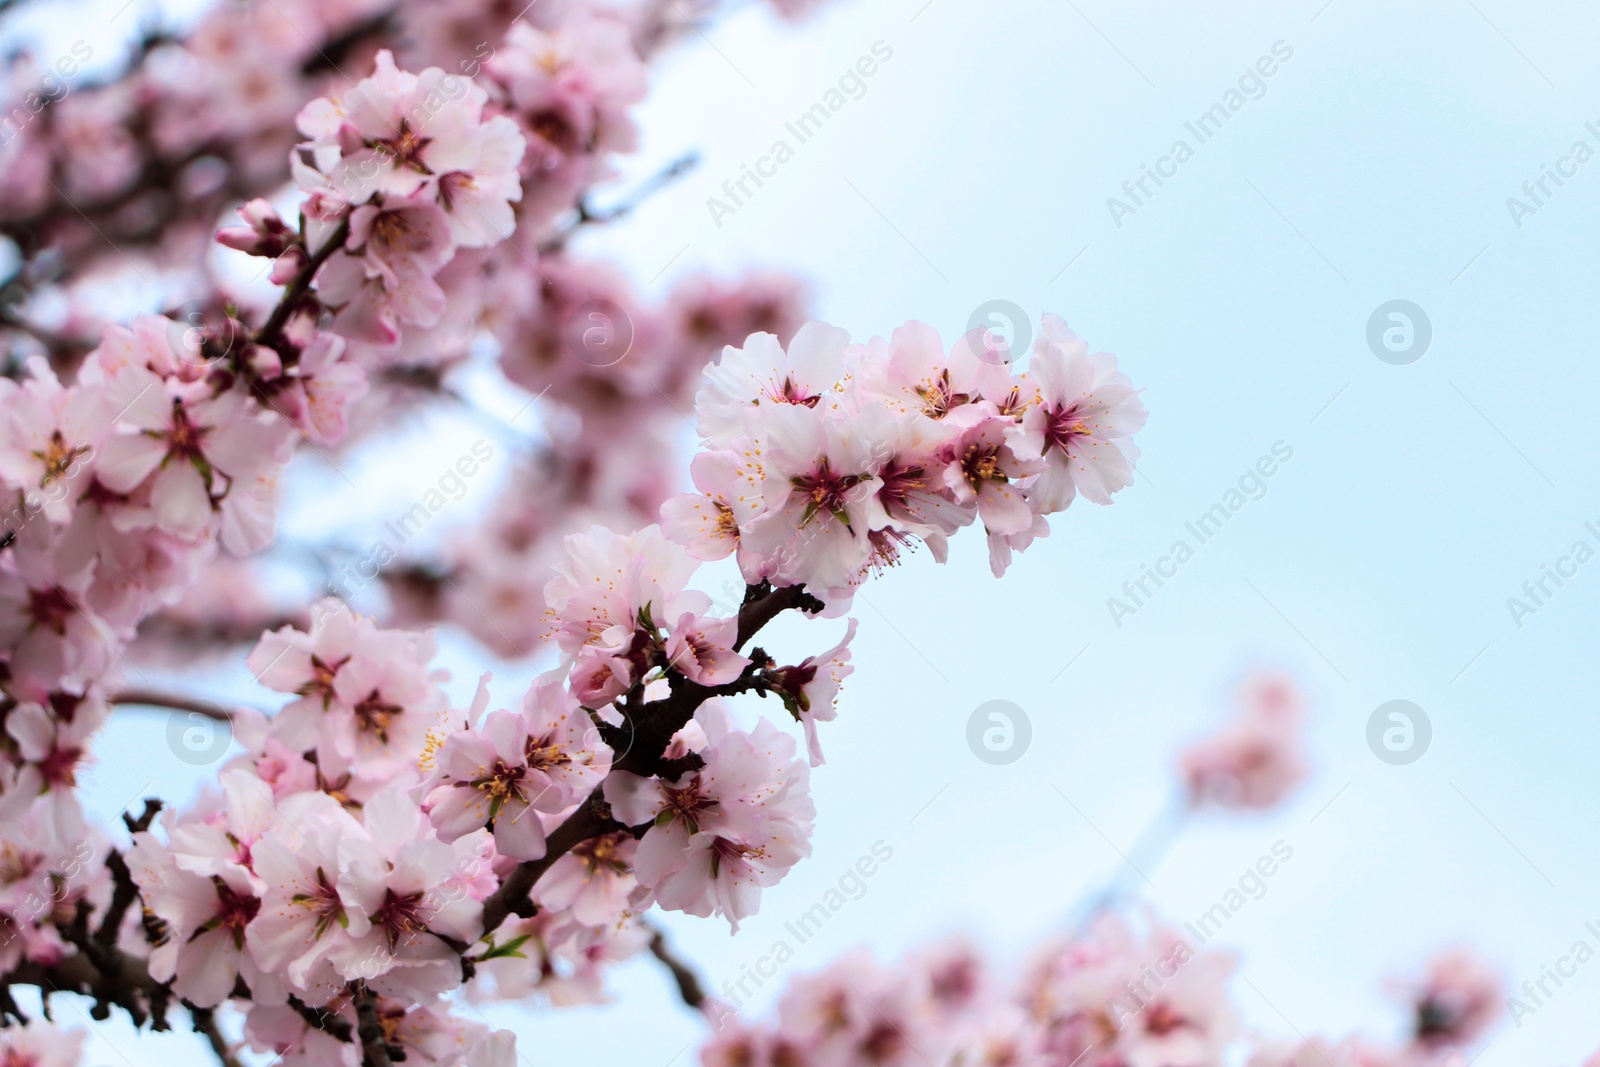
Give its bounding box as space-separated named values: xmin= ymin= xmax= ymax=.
xmin=646 ymin=924 xmax=707 ymax=1011
xmin=111 ymin=689 xmax=235 ymax=722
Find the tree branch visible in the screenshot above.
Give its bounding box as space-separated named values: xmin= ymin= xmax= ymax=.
xmin=111 ymin=689 xmax=235 ymax=722
xmin=188 ymin=1004 xmax=244 ymax=1067
xmin=646 ymin=924 xmax=707 ymax=1010
xmin=538 ymin=152 xmax=701 ymax=254
xmin=479 ymin=790 xmax=623 ymax=935
xmin=352 ymin=983 xmax=402 ymax=1067
xmin=734 ymin=582 xmax=823 ymax=651
xmin=479 ymin=583 xmax=821 ymax=935
xmin=256 ymin=216 xmax=351 ymax=349
xmin=287 ymin=994 xmax=354 ymax=1042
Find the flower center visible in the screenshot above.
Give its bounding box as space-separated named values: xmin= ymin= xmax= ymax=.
xmin=371 ymin=888 xmax=429 ymax=951
xmin=353 ymin=689 xmax=405 ymax=742
xmin=297 ymin=653 xmax=349 ymax=708
xmin=1044 ymin=404 xmax=1092 ymax=454
xmin=791 ymin=459 xmax=863 ymax=528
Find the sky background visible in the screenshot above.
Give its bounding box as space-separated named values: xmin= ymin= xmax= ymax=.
xmin=8 ymin=0 xmax=1600 ymax=1064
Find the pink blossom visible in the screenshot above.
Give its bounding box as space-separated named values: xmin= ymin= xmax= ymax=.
xmin=1180 ymin=670 xmax=1309 ymax=811
xmin=1406 ymin=949 xmax=1501 ymax=1049
xmin=605 ymin=716 xmax=812 ymax=929
xmin=659 ymin=449 xmax=767 ymax=562
xmin=0 ymin=360 xmax=108 ymax=524
xmin=329 ymin=787 xmax=493 ymax=999
xmin=938 ymin=417 xmax=1045 ymax=540
xmin=663 ymin=612 xmax=749 ymax=686
xmin=246 ymin=599 xmax=447 ymax=783
xmin=543 ymin=524 xmax=705 ymax=656
xmin=1012 ymin=315 xmax=1146 ymax=512
xmin=696 ymin=323 xmax=850 ymax=444
xmin=737 ymin=405 xmax=887 ymax=591
xmin=0 ymin=1023 xmax=87 ymax=1067
xmin=422 ymin=672 xmax=611 ymax=860
xmin=768 ymin=618 xmax=856 ymax=766
xmin=95 ymin=363 xmax=295 ymax=552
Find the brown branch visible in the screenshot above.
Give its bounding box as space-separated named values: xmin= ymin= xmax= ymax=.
xmin=352 ymin=983 xmax=402 ymax=1067
xmin=287 ymin=994 xmax=354 ymax=1042
xmin=734 ymin=582 xmax=823 ymax=650
xmin=111 ymin=688 xmax=235 ymax=722
xmin=646 ymin=924 xmax=707 ymax=1010
xmin=188 ymin=1004 xmax=244 ymax=1067
xmin=256 ymin=215 xmax=351 ymax=349
xmin=479 ymin=790 xmax=623 ymax=935
xmin=538 ymin=152 xmax=701 ymax=254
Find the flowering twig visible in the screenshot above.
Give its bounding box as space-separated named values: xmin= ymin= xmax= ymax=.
xmin=539 ymin=151 xmax=702 ymax=253
xmin=734 ymin=583 xmax=824 ymax=651
xmin=480 ymin=789 xmax=624 ymax=932
xmin=256 ymin=215 xmax=352 ymax=349
xmin=286 ymin=994 xmax=355 ymax=1042
xmin=480 ymin=583 xmax=819 ymax=933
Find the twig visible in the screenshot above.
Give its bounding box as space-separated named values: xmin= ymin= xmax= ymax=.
xmin=734 ymin=582 xmax=823 ymax=650
xmin=646 ymin=924 xmax=707 ymax=1010
xmin=111 ymin=688 xmax=236 ymax=722
xmin=287 ymin=994 xmax=355 ymax=1042
xmin=538 ymin=152 xmax=701 ymax=253
xmin=480 ymin=790 xmax=622 ymax=934
xmin=188 ymin=1004 xmax=245 ymax=1067
xmin=481 ymin=583 xmax=820 ymax=934
xmin=1067 ymin=795 xmax=1190 ymax=935
xmin=256 ymin=216 xmax=351 ymax=348
xmin=352 ymin=983 xmax=402 ymax=1067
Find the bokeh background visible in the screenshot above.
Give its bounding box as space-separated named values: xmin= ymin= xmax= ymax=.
xmin=7 ymin=0 xmax=1599 ymax=1063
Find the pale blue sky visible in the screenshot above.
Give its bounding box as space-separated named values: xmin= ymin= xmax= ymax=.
xmin=14 ymin=0 xmax=1600 ymax=1064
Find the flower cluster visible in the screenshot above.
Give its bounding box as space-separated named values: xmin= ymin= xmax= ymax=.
xmin=665 ymin=313 xmax=1147 ymax=598
xmin=703 ymin=919 xmax=1518 ymax=1067
xmin=605 ymin=707 xmax=813 ymax=929
xmin=1179 ymin=670 xmax=1310 ymax=811
xmin=0 ymin=48 xmax=534 ymax=980
xmin=288 ymin=51 xmax=525 ymax=348
xmin=703 ymin=913 xmax=1236 ymax=1067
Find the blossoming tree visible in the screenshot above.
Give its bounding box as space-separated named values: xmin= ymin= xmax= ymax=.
xmin=0 ymin=1 xmax=1588 ymax=1066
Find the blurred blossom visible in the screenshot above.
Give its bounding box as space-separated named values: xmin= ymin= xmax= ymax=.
xmin=1179 ymin=669 xmax=1309 ymax=811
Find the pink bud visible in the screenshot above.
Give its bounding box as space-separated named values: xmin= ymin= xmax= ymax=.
xmin=269 ymin=247 xmax=307 ymax=286
xmin=238 ymin=198 xmax=287 ymax=234
xmin=215 ymin=226 xmax=264 ymax=254
xmin=246 ymin=344 xmax=283 ymax=380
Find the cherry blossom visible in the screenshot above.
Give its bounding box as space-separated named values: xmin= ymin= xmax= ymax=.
xmin=1179 ymin=670 xmax=1309 ymax=811
xmin=421 ymin=672 xmax=612 ymax=859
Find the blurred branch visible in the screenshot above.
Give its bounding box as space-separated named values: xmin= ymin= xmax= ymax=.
xmin=1067 ymin=796 xmax=1190 ymax=935
xmin=188 ymin=1005 xmax=245 ymax=1067
xmin=111 ymin=688 xmax=236 ymax=722
xmin=646 ymin=923 xmax=708 ymax=1010
xmin=539 ymin=152 xmax=701 ymax=254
